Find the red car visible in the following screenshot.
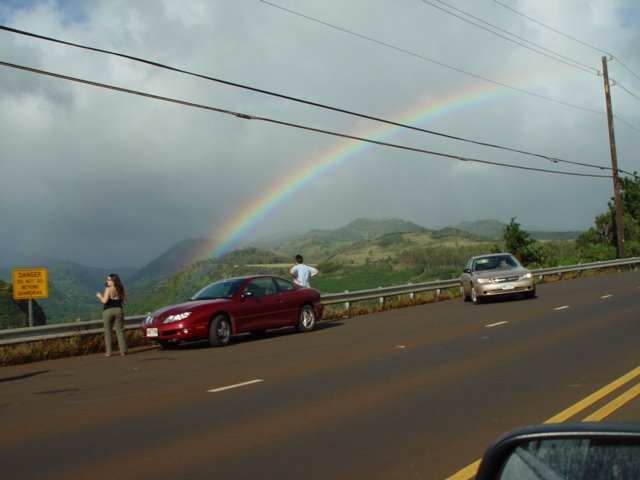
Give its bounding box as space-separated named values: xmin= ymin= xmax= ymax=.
xmin=141 ymin=275 xmax=324 ymax=348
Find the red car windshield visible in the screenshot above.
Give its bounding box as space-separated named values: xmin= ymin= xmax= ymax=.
xmin=191 ymin=279 xmax=243 ymax=300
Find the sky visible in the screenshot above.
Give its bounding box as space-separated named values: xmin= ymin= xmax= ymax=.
xmin=1 ymin=0 xmax=639 ymax=268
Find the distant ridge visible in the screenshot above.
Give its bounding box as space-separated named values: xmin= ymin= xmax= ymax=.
xmin=308 ymin=218 xmax=426 ymax=242
xmin=267 ymin=218 xmax=427 ymax=262
xmin=454 ymin=219 xmax=582 ymax=240
xmin=127 ymin=238 xmax=212 ymax=285
xmin=455 ymin=220 xmax=504 ymax=239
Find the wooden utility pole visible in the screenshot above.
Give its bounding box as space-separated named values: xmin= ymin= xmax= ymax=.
xmin=601 ymin=56 xmax=626 ymax=258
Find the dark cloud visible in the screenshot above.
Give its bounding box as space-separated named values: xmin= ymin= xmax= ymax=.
xmin=1 ymin=0 xmax=638 ymax=267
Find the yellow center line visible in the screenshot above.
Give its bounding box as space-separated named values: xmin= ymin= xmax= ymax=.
xmin=445 ymin=460 xmax=481 ymax=480
xmin=582 ymin=382 xmax=640 ymax=422
xmin=544 ymin=365 xmax=640 ymax=424
xmin=444 ymin=365 xmax=640 ymax=480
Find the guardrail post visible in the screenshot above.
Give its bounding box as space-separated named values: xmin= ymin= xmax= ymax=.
xmin=344 ymin=290 xmax=350 ymax=313
xmin=408 ymin=283 xmax=414 ymax=300
xmin=378 ymin=287 xmax=384 ymax=307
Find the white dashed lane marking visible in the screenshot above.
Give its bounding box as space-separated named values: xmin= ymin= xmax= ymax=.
xmin=485 ymin=321 xmax=508 ymax=328
xmin=207 ymin=379 xmax=264 ymax=393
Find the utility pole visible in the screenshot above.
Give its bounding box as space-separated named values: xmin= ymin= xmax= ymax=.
xmin=601 ymin=56 xmax=626 ymax=258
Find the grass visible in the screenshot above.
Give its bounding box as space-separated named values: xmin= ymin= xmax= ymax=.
xmin=0 ymin=330 xmax=148 ymax=366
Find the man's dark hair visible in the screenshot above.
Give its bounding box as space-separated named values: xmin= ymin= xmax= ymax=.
xmin=295 ymin=254 xmax=303 ymax=263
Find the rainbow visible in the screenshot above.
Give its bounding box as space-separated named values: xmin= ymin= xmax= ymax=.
xmin=189 ymin=73 xmax=560 ymax=263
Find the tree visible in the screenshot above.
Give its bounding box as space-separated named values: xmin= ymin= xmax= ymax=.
xmin=577 ymin=173 xmax=640 ymax=259
xmin=499 ymin=217 xmax=543 ymax=265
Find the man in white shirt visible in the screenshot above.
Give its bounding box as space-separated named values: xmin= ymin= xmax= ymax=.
xmin=290 ymin=254 xmax=318 ymax=287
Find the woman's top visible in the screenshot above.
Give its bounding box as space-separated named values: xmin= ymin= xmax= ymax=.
xmin=103 ymin=296 xmax=123 ymax=310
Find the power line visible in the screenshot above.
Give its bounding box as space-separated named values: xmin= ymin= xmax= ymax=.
xmin=430 ymin=1 xmax=640 ymax=109
xmin=425 ymin=0 xmax=600 ymax=76
xmin=611 ymin=78 xmax=640 ymax=103
xmin=258 ymin=2 xmax=640 ymax=140
xmin=611 ymin=57 xmax=640 ymax=84
xmin=614 ymin=115 xmax=640 ymax=136
xmin=257 ymin=2 xmax=603 ymax=115
xmin=493 ymin=0 xmax=640 ymax=83
xmin=0 ymin=24 xmax=616 ymax=174
xmin=0 ymin=59 xmax=616 ymax=179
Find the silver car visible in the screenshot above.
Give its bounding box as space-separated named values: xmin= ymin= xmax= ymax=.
xmin=461 ymin=253 xmax=536 ymax=304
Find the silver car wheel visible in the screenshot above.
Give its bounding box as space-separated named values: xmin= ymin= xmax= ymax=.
xmin=471 ymin=287 xmax=482 ymax=305
xmin=462 ymin=285 xmax=471 ymax=302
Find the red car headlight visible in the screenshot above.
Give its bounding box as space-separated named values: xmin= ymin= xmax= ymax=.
xmin=162 ymin=312 xmax=193 ymax=324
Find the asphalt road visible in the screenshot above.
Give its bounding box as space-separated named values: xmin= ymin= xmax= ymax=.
xmin=2 ymin=270 xmax=639 ymax=480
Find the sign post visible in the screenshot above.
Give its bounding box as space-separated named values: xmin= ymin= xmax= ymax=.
xmin=12 ymin=268 xmax=49 ymax=327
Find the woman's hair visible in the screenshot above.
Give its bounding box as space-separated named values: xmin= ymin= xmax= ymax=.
xmin=108 ymin=273 xmax=126 ymax=299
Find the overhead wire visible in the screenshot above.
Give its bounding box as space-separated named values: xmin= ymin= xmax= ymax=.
xmin=258 ymin=2 xmax=639 ymax=149
xmin=610 ymin=79 xmax=640 ymax=103
xmin=425 ymin=0 xmax=600 ymax=76
xmin=609 ymin=76 xmax=640 ymax=106
xmin=0 ymin=24 xmax=618 ymax=175
xmin=0 ymin=59 xmax=616 ymax=179
xmin=493 ymin=0 xmax=640 ymax=83
xmin=257 ymin=1 xmax=603 ymax=115
xmin=613 ymin=115 xmax=640 ymax=136
xmin=429 ymin=1 xmax=640 ymax=126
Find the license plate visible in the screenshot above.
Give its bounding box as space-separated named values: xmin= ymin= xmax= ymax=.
xmin=502 ymin=283 xmax=515 ymax=290
xmin=146 ymin=328 xmax=159 ymax=337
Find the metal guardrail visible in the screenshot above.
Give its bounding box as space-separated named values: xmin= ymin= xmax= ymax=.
xmin=1 ymin=257 xmax=638 ymax=347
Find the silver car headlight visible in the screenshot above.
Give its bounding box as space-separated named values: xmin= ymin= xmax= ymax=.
xmin=476 ymin=277 xmax=493 ymax=284
xmin=520 ymin=272 xmax=532 ymax=280
xmin=162 ymin=312 xmax=192 ymax=324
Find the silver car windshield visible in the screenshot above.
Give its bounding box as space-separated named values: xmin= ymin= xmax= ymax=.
xmin=474 ymin=255 xmax=521 ymax=272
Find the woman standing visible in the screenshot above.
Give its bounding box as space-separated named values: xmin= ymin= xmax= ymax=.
xmin=96 ymin=273 xmax=128 ymax=356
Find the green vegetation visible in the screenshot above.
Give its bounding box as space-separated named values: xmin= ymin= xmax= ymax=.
xmin=3 ymin=183 xmax=640 ymax=331
xmin=0 ymin=329 xmax=146 ymax=366
xmin=577 ymin=173 xmax=640 ymax=259
xmin=0 ymin=279 xmax=46 ymax=329
xmin=498 ymin=217 xmax=544 ymax=265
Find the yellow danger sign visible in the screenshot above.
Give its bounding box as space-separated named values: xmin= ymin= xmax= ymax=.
xmin=12 ymin=268 xmax=49 ymax=300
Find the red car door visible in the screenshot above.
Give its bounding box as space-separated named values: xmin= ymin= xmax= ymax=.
xmin=234 ymin=277 xmax=285 ymax=332
xmin=273 ymin=277 xmax=301 ymax=323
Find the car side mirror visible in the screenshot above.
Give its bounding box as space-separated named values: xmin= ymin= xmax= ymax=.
xmin=463 ymin=268 xmax=472 ymax=274
xmin=475 ymin=423 xmax=640 ymax=480
xmin=241 ymin=291 xmax=253 ymax=299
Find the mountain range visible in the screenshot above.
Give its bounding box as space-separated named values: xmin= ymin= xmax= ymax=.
xmin=0 ymin=218 xmax=581 ymax=326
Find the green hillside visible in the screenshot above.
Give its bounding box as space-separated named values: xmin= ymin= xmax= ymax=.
xmin=0 ymin=279 xmax=46 ymax=329
xmin=126 ymin=238 xmax=212 ymax=286
xmin=126 ymin=248 xmax=293 ymax=315
xmin=0 ymin=218 xmax=583 ymax=325
xmin=265 ymin=218 xmax=427 ymax=260
xmin=0 ymin=261 xmax=134 ymax=324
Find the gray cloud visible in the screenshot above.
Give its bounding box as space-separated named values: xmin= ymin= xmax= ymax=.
xmin=1 ymin=0 xmax=638 ymax=267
